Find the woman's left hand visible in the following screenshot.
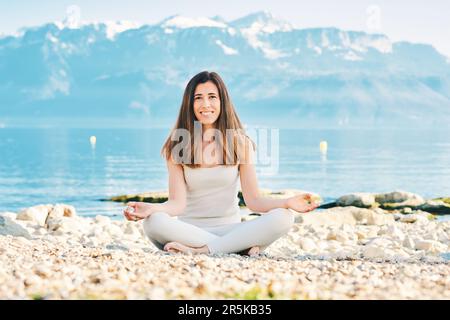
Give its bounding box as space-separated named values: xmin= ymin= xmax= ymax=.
xmin=123 ymin=202 xmax=154 ymax=221
xmin=286 ymin=193 xmax=320 ymax=213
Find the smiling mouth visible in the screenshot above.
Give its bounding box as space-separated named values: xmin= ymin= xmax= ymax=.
xmin=200 ymin=111 xmax=214 ymax=116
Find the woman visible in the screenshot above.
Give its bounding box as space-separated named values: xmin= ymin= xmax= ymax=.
xmin=123 ymin=71 xmax=319 ymax=256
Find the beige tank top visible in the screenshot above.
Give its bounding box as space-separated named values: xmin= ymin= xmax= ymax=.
xmin=179 ymin=164 xmax=241 ymax=227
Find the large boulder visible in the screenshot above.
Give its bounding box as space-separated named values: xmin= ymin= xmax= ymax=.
xmin=16 ymin=204 xmax=52 ymax=227
xmin=375 ymin=191 xmax=425 ymax=209
xmin=332 ymin=192 xmax=450 ymax=215
xmin=47 ymin=204 xmax=77 ymax=219
xmin=16 ymin=204 xmax=77 ymax=227
xmin=46 ymin=216 xmax=84 ymax=235
xmin=336 ymin=193 xmax=376 ymax=208
xmin=0 ymin=215 xmax=33 ymax=239
xmin=418 ymin=200 xmax=450 ymax=215
xmin=351 ymin=207 xmax=396 ymax=225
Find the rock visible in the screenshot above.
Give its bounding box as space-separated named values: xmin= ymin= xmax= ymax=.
xmin=298 ymin=238 xmax=316 ymax=251
xmin=351 ymin=208 xmax=395 ymax=225
xmin=434 ymin=197 xmax=450 ymax=205
xmin=365 ymin=226 xmax=379 ymax=238
xmin=386 ymin=225 xmax=405 ymax=241
xmin=355 ymin=230 xmax=368 ymax=240
xmin=366 ymin=237 xmax=394 ymax=248
xmin=33 ymin=227 xmax=47 ymax=236
xmin=376 ymin=191 xmax=425 ymax=209
xmin=16 ymin=205 xmax=52 ymax=227
xmin=337 ymin=193 xmax=375 ymax=208
xmin=402 ymin=207 xmax=413 ymax=214
xmin=424 ymin=232 xmax=438 ymax=241
xmin=123 ymin=223 xmax=141 ymax=238
xmin=326 ymin=241 xmax=343 ymax=253
xmin=335 ymin=231 xmax=349 ymax=243
xmin=108 ymin=191 xmax=170 ymax=204
xmin=88 ymin=226 xmax=104 ymax=238
xmin=328 ymin=226 xmax=355 ymax=243
xmin=85 ymin=238 xmax=100 ymax=247
xmin=399 ymin=214 xmax=429 ymax=224
xmin=106 ymin=243 xmax=129 ymax=251
xmin=362 ymin=237 xmax=402 ymax=259
xmin=95 ymin=215 xmax=111 ymax=225
xmin=437 ymin=231 xmax=449 ymax=243
xmin=46 ymin=216 xmax=83 ymax=234
xmin=48 ymin=204 xmax=77 ymax=219
xmin=403 ymin=236 xmax=415 ymax=249
xmin=415 ymin=240 xmax=447 ymax=253
xmin=34 ymin=266 xmax=52 ymax=278
xmin=363 ymin=245 xmax=386 ymax=259
xmin=316 ymin=240 xmax=329 ymax=251
xmin=0 ymin=215 xmax=33 ymax=239
xmin=376 ymin=191 xmax=424 ymax=204
xmin=295 ymin=207 xmax=357 ymax=226
xmin=0 ymin=212 xmax=17 ymax=219
xmin=103 ymin=224 xmax=123 ymax=238
xmin=418 ymin=200 xmax=450 ymax=215
xmin=326 ymin=230 xmax=337 ymax=240
xmin=286 ymin=228 xmax=299 ymax=240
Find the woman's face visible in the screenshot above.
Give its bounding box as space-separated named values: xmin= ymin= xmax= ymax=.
xmin=193 ymin=81 xmax=221 ymax=128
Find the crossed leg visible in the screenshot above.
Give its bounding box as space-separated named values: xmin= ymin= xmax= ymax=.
xmin=143 ymin=208 xmax=294 ymax=255
xmin=163 ymin=242 xmax=260 ymax=256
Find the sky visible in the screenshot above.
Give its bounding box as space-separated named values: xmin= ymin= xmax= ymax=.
xmin=1 ymin=0 xmax=449 ymax=57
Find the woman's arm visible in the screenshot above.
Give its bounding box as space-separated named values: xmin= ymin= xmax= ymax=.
xmin=239 ymin=161 xmax=288 ymax=213
xmin=239 ymin=162 xmax=319 ymax=214
xmin=238 ymin=137 xmax=319 ymax=214
xmin=124 ymin=159 xmax=186 ymax=220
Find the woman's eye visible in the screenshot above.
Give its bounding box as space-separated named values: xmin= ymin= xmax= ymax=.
xmin=210 ymin=96 xmax=217 ymax=99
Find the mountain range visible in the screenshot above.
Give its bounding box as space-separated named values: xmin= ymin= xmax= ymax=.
xmin=1 ymin=11 xmax=449 ymax=128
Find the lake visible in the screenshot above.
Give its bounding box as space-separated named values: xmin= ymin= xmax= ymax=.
xmin=1 ymin=127 xmax=449 ymax=219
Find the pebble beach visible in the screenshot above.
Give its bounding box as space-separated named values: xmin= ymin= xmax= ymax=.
xmin=1 ymin=191 xmax=450 ymax=300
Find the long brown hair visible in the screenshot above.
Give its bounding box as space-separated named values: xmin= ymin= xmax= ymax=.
xmin=161 ymin=71 xmax=255 ymax=168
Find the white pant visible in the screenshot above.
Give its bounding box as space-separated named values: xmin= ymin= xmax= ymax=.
xmin=142 ymin=208 xmax=294 ymax=254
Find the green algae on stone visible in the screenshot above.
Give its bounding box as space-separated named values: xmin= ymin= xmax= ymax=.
xmin=433 ymin=197 xmax=450 ymax=205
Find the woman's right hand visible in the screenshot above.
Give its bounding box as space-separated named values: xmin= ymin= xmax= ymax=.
xmin=123 ymin=202 xmax=154 ymax=221
xmin=286 ymin=193 xmax=321 ymax=213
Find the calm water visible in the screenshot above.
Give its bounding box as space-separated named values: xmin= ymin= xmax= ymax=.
xmin=1 ymin=128 xmax=450 ymax=218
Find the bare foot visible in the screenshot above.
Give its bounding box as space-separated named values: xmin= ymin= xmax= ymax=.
xmin=164 ymin=242 xmax=209 ymax=254
xmin=247 ymin=246 xmax=260 ymax=256
xmin=238 ymin=246 xmax=260 ymax=256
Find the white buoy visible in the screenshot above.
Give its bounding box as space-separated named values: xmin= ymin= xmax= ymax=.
xmin=90 ymin=135 xmax=97 ymax=147
xmin=320 ymin=140 xmax=328 ymax=154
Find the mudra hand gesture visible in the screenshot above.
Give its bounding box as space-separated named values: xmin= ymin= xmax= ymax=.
xmin=123 ymin=202 xmax=154 ymax=221
xmin=286 ymin=193 xmax=321 ymax=213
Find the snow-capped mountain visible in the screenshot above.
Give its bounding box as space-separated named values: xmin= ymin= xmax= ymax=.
xmin=1 ymin=11 xmax=449 ymax=128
